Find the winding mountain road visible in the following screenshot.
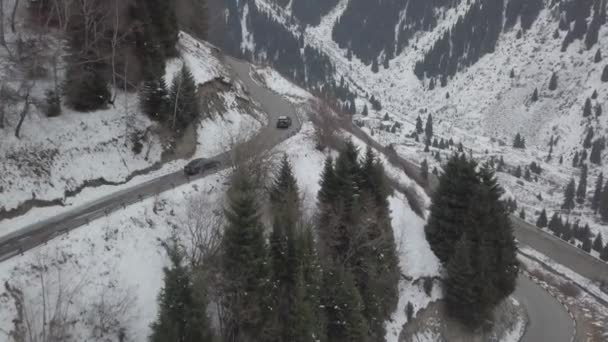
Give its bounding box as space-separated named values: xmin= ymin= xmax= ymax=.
xmin=0 ymin=56 xmax=300 ymax=263
xmin=0 ymin=56 xmax=579 ymax=341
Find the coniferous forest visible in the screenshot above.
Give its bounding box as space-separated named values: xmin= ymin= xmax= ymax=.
xmin=150 ymin=143 xmax=400 ymax=341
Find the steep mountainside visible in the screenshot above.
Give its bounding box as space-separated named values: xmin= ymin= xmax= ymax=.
xmin=213 ymin=0 xmax=608 ymax=237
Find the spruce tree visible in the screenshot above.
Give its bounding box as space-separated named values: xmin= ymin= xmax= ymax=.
xmin=44 ymin=90 xmax=61 ymax=117
xmin=145 ymin=0 xmax=179 ymax=57
xmin=592 ymin=90 xmax=599 ymax=99
xmin=531 ymin=88 xmax=539 ymax=102
xmin=63 ymin=60 xmax=110 ymax=112
xmin=592 ymin=173 xmax=604 ymax=212
xmin=602 ymin=65 xmax=608 ymax=82
xmin=582 ymin=237 xmax=592 ymax=252
xmin=573 ymin=151 xmax=580 ymax=167
xmin=513 ymin=133 xmax=526 ymax=149
xmin=576 ymin=164 xmax=588 ymax=204
xmin=584 ymin=98 xmax=593 ymax=117
xmin=597 ymin=104 xmax=603 ymax=117
xmin=268 ymin=155 xmax=302 ymax=341
xmin=548 ymin=212 xmax=562 ymax=235
xmin=445 ymin=235 xmax=485 ymax=328
xmin=323 ymin=265 xmax=368 ymax=342
xmin=593 ymin=233 xmax=604 ymax=252
xmin=519 ymin=208 xmax=525 ymax=219
xmin=514 ymin=166 xmax=522 ymax=178
xmin=600 ymin=180 xmax=608 ymax=221
xmin=169 ymin=64 xmax=199 ymax=132
xmin=371 ymin=58 xmax=379 ymax=73
xmin=425 ymin=114 xmax=434 ymax=141
xmin=536 ymin=209 xmax=548 ymax=228
xmin=584 ymin=128 xmax=594 ymax=149
xmin=595 ymin=49 xmax=603 ymax=63
xmin=562 ymin=179 xmax=576 ymax=210
xmin=140 ymin=75 xmax=169 ymax=121
xmin=549 ymin=72 xmax=558 ymax=91
xmin=416 ymin=116 xmax=424 ymax=134
xmin=296 ymin=225 xmax=326 ymax=342
xmin=150 ymin=239 xmax=214 ymax=342
xmin=362 ymin=104 xmax=368 ymax=116
xmin=420 ymin=159 xmax=429 ymax=180
xmin=601 ymin=243 xmax=608 ymax=261
xmin=510 ymin=69 xmax=515 ymax=78
xmin=590 ymin=138 xmax=604 ymax=165
xmin=221 ymin=169 xmax=271 ymax=341
xmin=425 ymin=154 xmax=479 ymax=264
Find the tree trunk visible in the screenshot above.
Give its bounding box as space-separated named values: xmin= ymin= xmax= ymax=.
xmin=10 ymin=0 xmax=19 ymax=33
xmin=0 ymin=0 xmax=6 ymax=47
xmin=0 ymin=84 xmax=5 ymax=129
xmin=15 ymin=90 xmax=31 ymax=138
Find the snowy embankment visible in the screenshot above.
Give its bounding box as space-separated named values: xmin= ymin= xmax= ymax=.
xmin=0 ymin=33 xmax=263 ymax=236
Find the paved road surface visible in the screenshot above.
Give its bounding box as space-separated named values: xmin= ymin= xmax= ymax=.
xmin=512 ymin=215 xmax=608 ymax=283
xmin=0 ymin=56 xmax=300 ymax=262
xmin=515 ymin=275 xmax=574 ymax=342
xmin=0 ymin=56 xmax=577 ymax=341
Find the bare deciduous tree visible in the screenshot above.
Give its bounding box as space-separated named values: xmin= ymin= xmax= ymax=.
xmin=14 ymin=82 xmax=33 ymax=138
xmin=180 ymin=193 xmax=223 ymax=268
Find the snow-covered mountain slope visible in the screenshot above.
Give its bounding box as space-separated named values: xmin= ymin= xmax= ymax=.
xmin=0 ymin=32 xmax=263 ymax=220
xmin=215 ymin=0 xmax=608 ymax=237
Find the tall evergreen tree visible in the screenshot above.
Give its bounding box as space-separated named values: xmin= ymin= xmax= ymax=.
xmin=150 ymin=238 xmax=214 ymax=342
xmin=425 ymin=114 xmax=434 ymax=141
xmin=562 ymin=178 xmax=576 ymax=210
xmin=140 ymin=75 xmax=169 ymax=121
xmin=593 ymin=233 xmax=604 ymax=252
xmin=548 ymin=212 xmax=562 ymax=235
xmin=584 ymin=128 xmax=594 ymax=149
xmin=600 ymin=242 xmax=608 ymax=261
xmin=425 ymin=154 xmax=479 ymax=264
xmin=267 ymin=155 xmax=301 ymax=341
xmin=416 ymin=115 xmax=424 ymax=134
xmin=576 ymin=164 xmax=588 ymax=204
xmin=169 ymin=65 xmax=199 ymax=132
xmin=548 ymin=72 xmax=558 ymax=91
xmin=322 ymin=265 xmax=368 ymax=342
xmin=445 ymin=235 xmax=485 ymax=328
xmin=602 ymin=65 xmax=608 ymax=82
xmin=582 ymin=237 xmax=592 ymax=252
xmin=592 ymin=173 xmax=604 ymax=212
xmin=595 ymin=49 xmax=603 ymax=63
xmin=531 ymin=88 xmax=539 ymax=102
xmin=513 ymin=133 xmax=526 ymax=149
xmin=420 ymin=159 xmax=429 ymax=180
xmin=590 ymin=138 xmax=604 ymax=165
xmin=221 ymin=170 xmax=271 ymax=341
xmin=584 ymin=98 xmax=593 ymax=117
xmin=145 ymin=0 xmax=179 ymax=56
xmin=600 ymin=180 xmax=608 ymax=222
xmin=536 ymin=209 xmax=548 ymax=228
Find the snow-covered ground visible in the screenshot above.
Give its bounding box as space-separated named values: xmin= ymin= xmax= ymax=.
xmin=0 ymin=118 xmax=441 ymax=341
xmin=248 ymin=0 xmax=608 ymax=238
xmin=0 ymin=33 xmax=263 ymax=236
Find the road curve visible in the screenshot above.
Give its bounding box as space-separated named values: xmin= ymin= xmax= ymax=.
xmin=0 ymin=56 xmax=300 ymax=262
xmin=515 ymin=275 xmax=573 ymax=342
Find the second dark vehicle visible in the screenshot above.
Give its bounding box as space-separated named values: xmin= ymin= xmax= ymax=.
xmin=184 ymin=158 xmax=221 ymax=176
xmin=276 ymin=116 xmax=292 ymax=129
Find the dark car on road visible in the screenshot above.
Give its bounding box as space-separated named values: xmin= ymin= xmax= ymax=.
xmin=276 ymin=116 xmax=292 ymax=129
xmin=184 ymin=158 xmax=221 ymax=176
